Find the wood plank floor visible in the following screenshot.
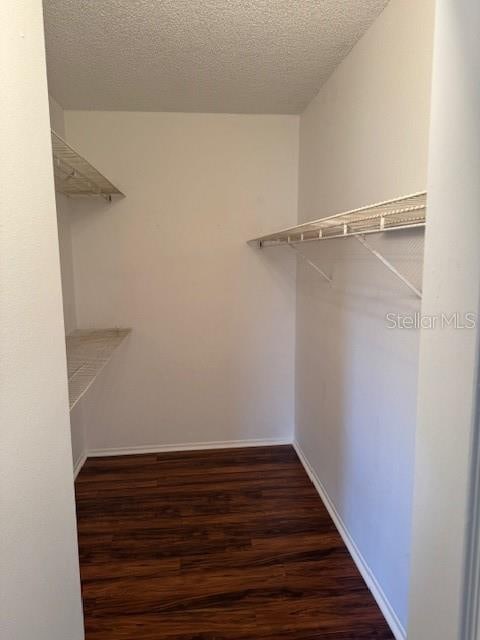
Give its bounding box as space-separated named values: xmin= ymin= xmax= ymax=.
xmin=75 ymin=445 xmax=395 ymax=639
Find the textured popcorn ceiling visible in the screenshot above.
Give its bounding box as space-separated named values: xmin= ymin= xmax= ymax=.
xmin=43 ymin=0 xmax=389 ymax=114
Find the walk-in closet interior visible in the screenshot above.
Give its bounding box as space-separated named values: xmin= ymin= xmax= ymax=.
xmin=46 ymin=0 xmax=431 ymax=638
xmin=7 ymin=0 xmax=479 ymax=639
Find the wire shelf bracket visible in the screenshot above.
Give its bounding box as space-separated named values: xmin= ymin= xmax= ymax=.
xmin=51 ymin=130 xmax=124 ymax=200
xmin=355 ymin=234 xmax=422 ymax=299
xmin=289 ymin=244 xmax=332 ymax=285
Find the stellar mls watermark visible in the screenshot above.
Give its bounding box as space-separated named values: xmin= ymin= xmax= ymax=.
xmin=385 ymin=312 xmax=477 ymax=330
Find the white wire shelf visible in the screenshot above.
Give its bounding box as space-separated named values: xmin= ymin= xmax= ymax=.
xmin=248 ymin=192 xmax=427 ymax=248
xmin=66 ymin=328 xmax=131 ymax=410
xmin=51 ymin=130 xmax=124 ymax=200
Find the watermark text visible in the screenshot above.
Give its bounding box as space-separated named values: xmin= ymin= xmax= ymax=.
xmin=385 ymin=312 xmax=476 ymax=330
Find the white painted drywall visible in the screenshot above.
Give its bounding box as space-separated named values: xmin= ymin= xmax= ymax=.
xmin=70 ymin=402 xmax=87 ymax=474
xmin=48 ymin=95 xmax=77 ymax=335
xmin=48 ymin=93 xmax=65 ymax=137
xmin=56 ymin=198 xmax=77 ymax=334
xmin=48 ymin=95 xmax=87 ymax=470
xmin=0 ymin=2 xmax=84 ymax=638
xmin=408 ymin=2 xmax=480 ymax=638
xmin=64 ymin=111 xmax=298 ymax=452
xmin=294 ymin=0 xmax=435 ymax=634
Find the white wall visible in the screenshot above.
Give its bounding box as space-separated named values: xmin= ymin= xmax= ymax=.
xmin=408 ymin=2 xmax=480 ymax=638
xmin=49 ymin=95 xmax=77 ymax=334
xmin=56 ymin=198 xmax=77 ymax=336
xmin=64 ymin=111 xmax=298 ymax=453
xmin=69 ymin=403 xmax=87 ymax=474
xmin=48 ymin=95 xmax=86 ymax=470
xmin=49 ymin=94 xmax=65 ymax=137
xmin=294 ymin=0 xmax=435 ymax=635
xmin=0 ymin=1 xmax=84 ymax=638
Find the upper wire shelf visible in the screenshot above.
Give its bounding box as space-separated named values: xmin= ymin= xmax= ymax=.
xmin=51 ymin=130 xmax=124 ymax=201
xmin=248 ymin=192 xmax=427 ymax=248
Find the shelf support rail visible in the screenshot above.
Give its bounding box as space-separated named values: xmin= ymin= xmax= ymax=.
xmin=288 ymin=244 xmax=332 ymax=285
xmin=355 ymin=234 xmax=422 ymax=299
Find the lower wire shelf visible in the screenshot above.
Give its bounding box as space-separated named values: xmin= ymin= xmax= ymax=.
xmin=66 ymin=328 xmax=131 ymax=411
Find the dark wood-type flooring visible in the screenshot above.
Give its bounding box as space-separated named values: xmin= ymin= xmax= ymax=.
xmin=75 ymin=445 xmax=395 ymax=639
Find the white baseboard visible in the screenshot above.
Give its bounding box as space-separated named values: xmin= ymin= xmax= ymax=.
xmin=87 ymin=437 xmax=292 ymax=458
xmin=73 ymin=452 xmax=87 ymax=479
xmin=293 ymin=440 xmax=406 ymax=640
